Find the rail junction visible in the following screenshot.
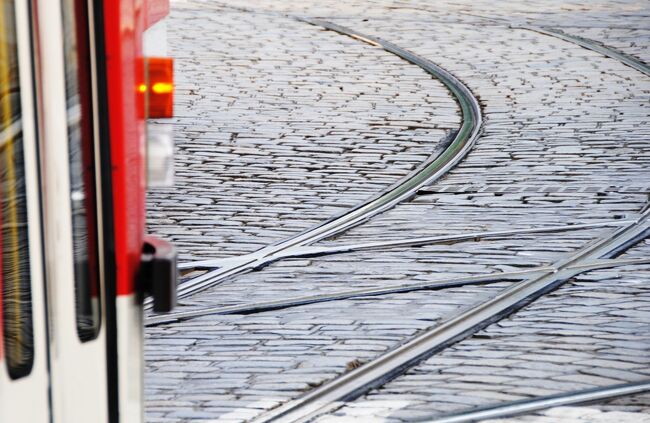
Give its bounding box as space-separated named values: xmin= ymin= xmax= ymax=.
xmin=145 ymin=1 xmax=650 ymax=422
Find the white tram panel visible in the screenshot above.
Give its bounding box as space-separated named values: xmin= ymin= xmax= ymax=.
xmin=36 ymin=0 xmax=109 ymax=421
xmin=0 ymin=1 xmax=49 ymax=422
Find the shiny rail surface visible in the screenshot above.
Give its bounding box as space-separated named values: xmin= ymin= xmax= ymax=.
xmin=518 ymin=26 xmax=650 ymax=77
xmin=145 ymin=18 xmax=482 ymax=308
xmin=148 ymin=256 xmax=650 ymax=326
xmin=428 ymin=380 xmax=650 ymax=423
xmin=179 ymin=220 xmax=631 ymax=270
xmin=418 ymin=26 xmax=650 ymax=423
xmin=146 ymin=7 xmax=650 ymax=423
xmin=246 ymin=23 xmax=650 ymax=423
xmin=251 ymin=207 xmax=650 ymax=423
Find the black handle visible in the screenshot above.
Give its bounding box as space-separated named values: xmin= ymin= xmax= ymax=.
xmin=139 ymin=236 xmax=178 ymax=312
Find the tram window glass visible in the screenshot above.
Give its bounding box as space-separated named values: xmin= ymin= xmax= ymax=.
xmin=62 ymin=0 xmax=101 ymax=342
xmin=1 ymin=0 xmax=35 ymax=379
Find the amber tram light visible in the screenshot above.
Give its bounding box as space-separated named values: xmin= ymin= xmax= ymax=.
xmin=141 ymin=56 xmax=174 ymax=119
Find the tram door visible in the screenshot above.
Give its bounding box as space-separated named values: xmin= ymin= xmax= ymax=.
xmin=38 ymin=0 xmax=114 ymax=421
xmin=0 ymin=0 xmax=50 ymax=422
xmin=1 ymin=0 xmax=116 ymax=421
xmin=2 ymin=0 xmax=169 ymax=420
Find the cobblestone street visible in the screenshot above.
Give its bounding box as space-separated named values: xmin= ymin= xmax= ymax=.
xmin=145 ymin=1 xmax=650 ymax=422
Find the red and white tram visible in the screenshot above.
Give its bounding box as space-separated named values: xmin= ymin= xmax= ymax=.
xmin=1 ymin=0 xmax=176 ymax=421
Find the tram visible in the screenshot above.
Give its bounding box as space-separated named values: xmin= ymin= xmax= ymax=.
xmin=1 ymin=0 xmax=177 ymax=421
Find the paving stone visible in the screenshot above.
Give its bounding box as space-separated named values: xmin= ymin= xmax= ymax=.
xmin=146 ymin=1 xmax=650 ymax=421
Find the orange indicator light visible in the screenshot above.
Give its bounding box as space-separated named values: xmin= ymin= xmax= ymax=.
xmin=145 ymin=57 xmax=174 ymax=118
xmin=151 ymin=82 xmax=173 ymax=94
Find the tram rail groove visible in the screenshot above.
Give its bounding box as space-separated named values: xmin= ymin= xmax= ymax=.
xmin=147 ymin=256 xmax=650 ymax=326
xmin=251 ymin=206 xmax=650 ymax=423
xmin=149 ymin=4 xmax=650 ymax=422
xmin=148 ymin=5 xmax=650 ymax=421
xmin=426 ymin=380 xmax=650 ymax=423
xmin=516 ymin=25 xmax=650 ymax=77
xmin=179 ymin=220 xmax=633 ymax=270
xmin=148 ymin=6 xmax=650 ymax=309
xmin=145 ymin=19 xmax=483 ymax=309
xmin=456 ymin=10 xmax=650 ymax=76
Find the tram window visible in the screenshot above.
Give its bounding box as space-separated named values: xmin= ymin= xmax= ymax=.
xmin=62 ymin=0 xmax=101 ymax=342
xmin=1 ymin=0 xmax=35 ymax=379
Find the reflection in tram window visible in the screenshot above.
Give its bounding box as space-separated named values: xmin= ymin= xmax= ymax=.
xmin=62 ymin=0 xmax=101 ymax=341
xmin=1 ymin=0 xmax=34 ymax=379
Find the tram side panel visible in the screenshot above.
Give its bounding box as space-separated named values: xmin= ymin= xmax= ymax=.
xmin=0 ymin=0 xmax=51 ymax=422
xmin=1 ymin=0 xmax=175 ymax=421
xmin=103 ymin=0 xmax=175 ymax=421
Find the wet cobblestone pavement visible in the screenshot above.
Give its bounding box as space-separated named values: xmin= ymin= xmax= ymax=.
xmin=145 ymin=1 xmax=650 ymax=421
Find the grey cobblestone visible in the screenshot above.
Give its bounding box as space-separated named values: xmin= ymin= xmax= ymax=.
xmin=173 ymin=229 xmax=607 ymax=312
xmin=322 ymin=264 xmax=650 ymax=421
xmin=482 ymin=406 xmax=650 ymax=423
xmin=147 ymin=3 xmax=460 ymax=260
xmin=316 ymin=17 xmax=650 ymax=245
xmin=146 ymin=0 xmax=650 ymax=421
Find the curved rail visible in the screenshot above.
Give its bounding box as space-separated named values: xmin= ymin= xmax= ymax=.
xmin=421 ymin=26 xmax=650 ymax=423
xmin=429 ymin=380 xmax=650 ymax=423
xmin=151 ymin=220 xmax=638 ymax=325
xmin=248 ymin=23 xmax=650 ymax=423
xmin=150 ymin=7 xmax=650 ymax=423
xmin=517 ymin=26 xmax=650 ymax=77
xmin=147 ymin=20 xmax=482 ymax=307
xmin=179 ymin=220 xmax=630 ymax=269
xmin=148 ymin=256 xmax=650 ymax=326
xmin=251 ymin=207 xmax=650 ymax=423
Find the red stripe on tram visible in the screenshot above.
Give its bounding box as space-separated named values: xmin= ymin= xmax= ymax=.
xmin=103 ymin=0 xmax=147 ymax=296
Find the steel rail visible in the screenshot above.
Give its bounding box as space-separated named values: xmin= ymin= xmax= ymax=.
xmin=153 ymin=12 xmax=650 ymax=308
xmin=517 ymin=26 xmax=650 ymax=77
xmin=153 ymin=6 xmax=650 ymax=421
xmin=427 ymin=380 xmax=650 ymax=423
xmin=452 ymin=11 xmax=650 ymax=78
xmin=164 ymin=7 xmax=650 ymax=420
xmin=148 ymin=270 xmax=538 ymax=326
xmin=147 ymin=257 xmax=650 ymax=326
xmin=145 ymin=20 xmax=483 ymax=308
xmin=251 ymin=207 xmax=650 ymax=422
xmin=180 ymin=220 xmax=632 ymax=270
xmin=416 ymin=25 xmax=650 ymax=423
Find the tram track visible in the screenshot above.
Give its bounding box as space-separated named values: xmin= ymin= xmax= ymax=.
xmin=153 ymin=219 xmax=640 ymax=326
xmin=428 ymin=380 xmax=650 ymax=423
xmin=149 ymin=255 xmax=650 ymax=326
xmin=178 ymin=220 xmax=633 ymax=270
xmin=240 ymin=18 xmax=650 ymax=422
xmin=145 ymin=18 xmax=483 ymax=308
xmin=453 ymin=11 xmax=650 ymax=77
xmin=148 ymin=11 xmax=650 ymax=324
xmin=149 ymin=7 xmax=650 ymax=311
xmin=148 ymin=6 xmax=650 ymax=311
xmin=251 ymin=206 xmax=650 ymax=423
xmin=515 ymin=26 xmax=650 ymax=77
xmin=148 ymin=4 xmax=650 ymax=423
